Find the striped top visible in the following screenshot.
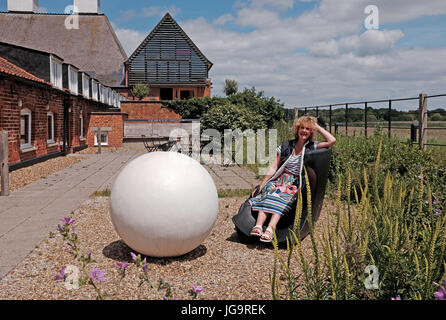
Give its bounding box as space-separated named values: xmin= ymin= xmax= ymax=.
xmin=277 ymin=141 xmax=318 ymax=176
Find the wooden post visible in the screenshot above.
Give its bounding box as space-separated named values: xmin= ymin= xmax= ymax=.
xmin=97 ymin=127 xmax=102 ymax=154
xmin=364 ymin=102 xmax=368 ymax=137
xmin=1 ymin=131 xmax=10 ymax=196
xmin=419 ymin=93 xmax=428 ymax=150
xmin=294 ymin=107 xmax=299 ymax=120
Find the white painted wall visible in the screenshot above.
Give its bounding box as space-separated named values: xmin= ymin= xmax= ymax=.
xmin=73 ymin=0 xmax=100 ymax=14
xmin=7 ymin=0 xmax=38 ymax=12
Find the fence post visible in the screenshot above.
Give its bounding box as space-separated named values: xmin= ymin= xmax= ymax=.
xmin=294 ymin=107 xmax=299 ymax=119
xmin=345 ymin=104 xmax=348 ymax=135
xmin=97 ymin=127 xmax=102 ymax=154
xmin=388 ymin=100 xmax=392 ymax=138
xmin=329 ymin=105 xmax=332 ymax=133
xmin=1 ymin=131 xmax=10 ymax=196
xmin=419 ymin=93 xmax=428 ymax=150
xmin=365 ymin=102 xmax=368 ymax=137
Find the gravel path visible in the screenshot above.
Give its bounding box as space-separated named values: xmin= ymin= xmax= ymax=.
xmin=0 ymin=194 xmax=330 ymax=300
xmin=0 ymin=156 xmax=85 ymax=193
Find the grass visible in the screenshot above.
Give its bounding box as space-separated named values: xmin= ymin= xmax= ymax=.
xmin=91 ymin=189 xmax=111 ymax=197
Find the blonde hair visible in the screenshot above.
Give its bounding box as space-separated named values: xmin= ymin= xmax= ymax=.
xmin=293 ymin=116 xmax=317 ymax=141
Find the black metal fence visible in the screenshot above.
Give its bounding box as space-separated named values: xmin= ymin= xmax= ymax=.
xmin=295 ymin=93 xmax=446 ymax=149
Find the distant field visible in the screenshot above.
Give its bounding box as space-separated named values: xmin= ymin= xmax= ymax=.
xmin=331 ymin=121 xmax=446 ymax=144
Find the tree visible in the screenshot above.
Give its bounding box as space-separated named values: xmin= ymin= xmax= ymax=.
xmin=131 ymin=83 xmax=150 ymax=100
xmin=224 ymin=79 xmax=238 ymax=96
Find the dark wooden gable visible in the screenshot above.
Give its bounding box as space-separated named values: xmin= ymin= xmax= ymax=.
xmin=126 ymin=13 xmax=213 ymax=86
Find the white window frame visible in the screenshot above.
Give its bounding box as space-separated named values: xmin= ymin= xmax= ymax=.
xmin=92 ymin=80 xmax=99 ymax=101
xmin=20 ymin=108 xmax=32 ymax=149
xmin=94 ymin=131 xmax=108 ymax=146
xmin=50 ymin=56 xmax=63 ymax=90
xmin=108 ymin=88 xmax=113 ymax=105
xmin=82 ymin=74 xmax=90 ymax=98
xmin=79 ymin=114 xmax=84 ymax=140
xmin=47 ymin=111 xmax=55 ymax=144
xmin=98 ymin=84 xmax=103 ymax=102
xmin=68 ymin=66 xmax=78 ymax=95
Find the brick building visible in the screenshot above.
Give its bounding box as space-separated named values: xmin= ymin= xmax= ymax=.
xmin=0 ymin=43 xmax=126 ymax=168
xmin=0 ymin=0 xmax=129 ymax=168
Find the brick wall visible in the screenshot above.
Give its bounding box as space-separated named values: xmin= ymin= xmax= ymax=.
xmin=0 ymin=75 xmax=117 ymax=165
xmin=120 ymin=101 xmax=181 ymax=120
xmin=87 ymin=112 xmax=127 ymax=148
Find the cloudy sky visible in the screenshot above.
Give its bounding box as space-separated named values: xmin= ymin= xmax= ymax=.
xmin=2 ymin=0 xmax=445 ymax=110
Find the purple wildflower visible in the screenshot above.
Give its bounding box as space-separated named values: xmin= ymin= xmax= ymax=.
xmin=130 ymin=252 xmax=137 ymax=261
xmin=88 ymin=252 xmax=92 ymax=260
xmin=60 ymin=217 xmax=75 ymax=225
xmin=418 ymin=174 xmax=424 ymax=180
xmin=57 ymin=224 xmax=64 ymax=232
xmin=116 ymin=262 xmax=129 ymax=270
xmin=72 ymin=226 xmax=77 ymax=234
xmin=89 ymin=267 xmax=106 ymax=283
xmin=55 ymin=267 xmax=66 ymax=281
xmin=425 ymin=200 xmax=429 ymax=205
xmin=433 ymin=199 xmax=439 ymax=205
xmin=420 ymin=166 xmax=425 ymax=171
xmin=435 ymin=209 xmax=441 ymax=216
xmin=143 ymin=263 xmax=148 ymax=274
xmin=191 ymin=285 xmax=204 ymax=294
xmin=391 ymin=295 xmax=401 ymax=300
xmin=336 ymin=151 xmax=340 ymax=155
xmin=433 ymin=280 xmax=446 ymax=300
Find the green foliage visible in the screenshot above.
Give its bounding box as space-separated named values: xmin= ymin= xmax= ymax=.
xmin=164 ymin=87 xmax=285 ymax=129
xmin=271 ymin=133 xmax=446 ymax=300
xmin=224 ymin=79 xmax=238 ymax=96
xmin=228 ymin=87 xmax=285 ymax=128
xmin=200 ymin=102 xmax=266 ymax=133
xmin=131 ymin=83 xmax=150 ymax=100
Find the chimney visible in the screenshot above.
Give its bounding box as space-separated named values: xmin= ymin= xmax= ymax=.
xmin=7 ymin=0 xmax=39 ymax=13
xmin=73 ymin=0 xmax=100 ymax=14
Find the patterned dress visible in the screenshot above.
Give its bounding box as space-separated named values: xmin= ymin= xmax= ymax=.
xmin=249 ymin=146 xmax=304 ymax=216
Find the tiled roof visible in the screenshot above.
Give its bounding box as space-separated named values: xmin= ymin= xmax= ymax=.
xmin=0 ymin=56 xmax=50 ymax=85
xmin=0 ymin=13 xmax=128 ymax=87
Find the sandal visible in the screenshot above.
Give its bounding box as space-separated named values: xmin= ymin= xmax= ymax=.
xmin=250 ymin=226 xmax=263 ymax=237
xmin=260 ymin=228 xmax=274 ymax=243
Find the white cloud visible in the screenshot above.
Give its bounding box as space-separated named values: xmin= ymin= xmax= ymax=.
xmin=112 ymin=23 xmax=146 ymax=56
xmin=213 ymin=14 xmax=234 ymax=26
xmin=113 ymin=0 xmax=446 ymax=108
xmin=141 ymin=5 xmax=181 ymax=18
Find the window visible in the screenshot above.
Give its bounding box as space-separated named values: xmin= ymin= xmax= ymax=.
xmin=108 ymin=88 xmax=113 ymax=105
xmin=102 ymin=86 xmax=108 ymax=104
xmin=94 ymin=131 xmax=108 ymax=146
xmin=160 ymin=88 xmax=173 ymax=100
xmin=20 ymin=108 xmax=32 ymax=148
xmin=50 ymin=56 xmax=63 ymax=89
xmin=47 ymin=112 xmax=55 ymax=143
xmin=92 ymin=80 xmax=98 ymax=101
xmin=79 ymin=114 xmax=84 ymax=139
xmin=82 ymin=74 xmax=90 ymax=98
xmin=68 ymin=66 xmax=78 ymax=95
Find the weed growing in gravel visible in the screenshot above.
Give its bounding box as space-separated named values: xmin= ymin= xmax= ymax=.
xmin=55 ymin=218 xmax=204 ymax=300
xmin=56 ymin=218 xmax=110 ymax=299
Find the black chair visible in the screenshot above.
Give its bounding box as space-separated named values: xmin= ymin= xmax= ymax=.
xmin=232 ymin=148 xmax=331 ymax=244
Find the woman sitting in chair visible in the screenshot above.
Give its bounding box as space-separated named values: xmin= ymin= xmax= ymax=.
xmin=249 ymin=116 xmax=336 ymax=243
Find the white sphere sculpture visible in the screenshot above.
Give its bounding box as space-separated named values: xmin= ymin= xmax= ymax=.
xmin=109 ymin=151 xmax=219 ymax=257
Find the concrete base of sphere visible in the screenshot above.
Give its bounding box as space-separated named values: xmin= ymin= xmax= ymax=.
xmin=109 ymin=152 xmax=219 ymax=257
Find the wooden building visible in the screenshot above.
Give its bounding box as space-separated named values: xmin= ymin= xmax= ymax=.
xmin=120 ymin=13 xmax=213 ymax=102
